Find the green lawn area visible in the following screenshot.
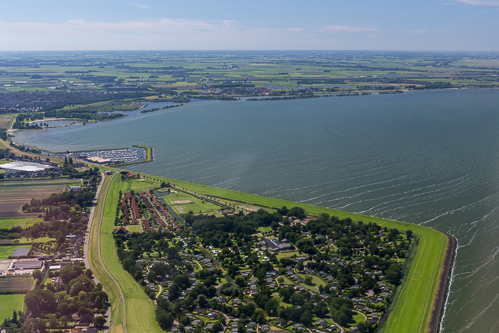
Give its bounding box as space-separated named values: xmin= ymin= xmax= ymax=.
xmin=280 ymin=276 xmax=295 ymax=286
xmin=351 ymin=312 xmax=365 ymax=325
xmin=113 ymin=168 xmax=448 ymax=333
xmin=0 ymin=294 xmax=25 ymax=323
xmin=128 ymin=225 xmax=141 ymax=233
xmin=90 ymin=174 xmax=163 ymax=333
xmin=297 ymin=273 xmax=326 ymax=291
xmin=17 ymin=237 xmax=55 ymax=243
xmin=164 ymin=191 xmax=220 ymax=214
xmin=0 ymin=217 xmax=43 ymax=229
xmin=0 ymin=245 xmax=31 ymax=259
xmin=276 ymin=251 xmax=299 ymax=259
xmin=120 ymin=178 xmax=158 ymax=193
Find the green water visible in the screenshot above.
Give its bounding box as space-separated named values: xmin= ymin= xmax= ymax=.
xmin=13 ymin=89 xmax=499 ymax=332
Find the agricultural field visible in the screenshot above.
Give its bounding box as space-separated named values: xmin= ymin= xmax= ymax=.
xmin=0 ymin=245 xmax=31 ymax=259
xmin=0 ymin=114 xmax=15 ymax=129
xmin=0 ymin=217 xmax=43 ymax=229
xmin=0 ymin=179 xmax=69 ymax=218
xmin=0 ymin=294 xmax=25 ymax=323
xmin=0 ymin=276 xmax=35 ymax=292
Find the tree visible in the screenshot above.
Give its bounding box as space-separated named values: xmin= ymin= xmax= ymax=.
xmin=32 ymin=269 xmax=42 ymax=281
xmin=406 ymin=229 xmax=413 ymax=239
xmin=264 ymin=297 xmax=280 ymax=315
xmin=304 ymin=275 xmax=313 ymax=285
xmin=60 ymin=315 xmax=68 ymax=327
xmin=197 ymin=294 xmax=208 ymax=307
xmin=300 ymin=311 xmax=313 ymax=327
xmin=94 ymin=316 xmax=107 ymax=327
xmin=156 ymin=308 xmax=174 ymax=330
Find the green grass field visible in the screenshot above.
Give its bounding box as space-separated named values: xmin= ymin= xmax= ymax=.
xmin=90 ymin=174 xmax=163 ymax=333
xmin=164 ymin=191 xmax=220 ymax=214
xmin=0 ymin=245 xmax=31 ymax=259
xmin=117 ymin=169 xmax=448 ymax=333
xmin=128 ymin=225 xmax=141 ymax=233
xmin=0 ymin=217 xmax=43 ymax=229
xmin=16 ymin=237 xmax=55 ymax=244
xmin=0 ymin=294 xmax=25 ymax=323
xmin=276 ymin=251 xmax=299 ymax=259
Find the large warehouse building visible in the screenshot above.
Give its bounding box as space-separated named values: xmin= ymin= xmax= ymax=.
xmin=0 ymin=161 xmax=52 ymax=172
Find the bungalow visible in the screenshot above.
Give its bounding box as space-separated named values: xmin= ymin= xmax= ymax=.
xmin=275 ymin=318 xmax=286 ymax=326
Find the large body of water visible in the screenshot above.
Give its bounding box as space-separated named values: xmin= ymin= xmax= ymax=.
xmin=13 ymin=89 xmax=499 ymax=332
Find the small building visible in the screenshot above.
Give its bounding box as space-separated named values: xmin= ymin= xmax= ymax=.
xmin=113 ymin=226 xmax=129 ymax=235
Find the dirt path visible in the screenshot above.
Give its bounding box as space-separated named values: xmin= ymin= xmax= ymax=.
xmin=95 ymin=173 xmax=128 ymax=333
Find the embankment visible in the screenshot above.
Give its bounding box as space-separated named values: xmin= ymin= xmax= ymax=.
xmin=428 ymin=232 xmax=457 ymax=333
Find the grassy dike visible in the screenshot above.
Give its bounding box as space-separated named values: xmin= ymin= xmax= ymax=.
xmin=121 ymin=170 xmax=449 ymax=333
xmin=89 ymin=174 xmax=162 ymax=333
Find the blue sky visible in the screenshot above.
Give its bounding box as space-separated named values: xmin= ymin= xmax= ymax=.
xmin=0 ymin=0 xmax=498 ymax=51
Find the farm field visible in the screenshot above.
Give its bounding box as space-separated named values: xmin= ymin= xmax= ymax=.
xmin=0 ymin=114 xmax=15 ymax=129
xmin=0 ymin=217 xmax=43 ymax=229
xmin=0 ymin=245 xmax=31 ymax=259
xmin=0 ymin=276 xmax=35 ymax=292
xmin=0 ymin=294 xmax=25 ymax=323
xmin=0 ymin=179 xmax=69 ymax=218
xmin=16 ymin=237 xmax=55 ymax=244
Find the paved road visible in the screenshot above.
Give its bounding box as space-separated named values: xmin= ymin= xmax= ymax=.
xmin=83 ymin=173 xmax=112 ymax=331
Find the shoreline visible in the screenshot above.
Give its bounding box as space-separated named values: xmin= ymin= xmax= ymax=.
xmin=429 ymin=231 xmax=457 ymax=333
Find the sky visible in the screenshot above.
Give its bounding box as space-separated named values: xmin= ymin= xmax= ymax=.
xmin=0 ymin=0 xmax=498 ymax=51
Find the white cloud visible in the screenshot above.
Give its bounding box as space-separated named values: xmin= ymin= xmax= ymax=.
xmin=132 ymin=3 xmax=149 ymax=9
xmin=455 ymin=0 xmax=499 ymax=5
xmin=318 ymin=25 xmax=376 ymax=33
xmin=0 ymin=19 xmax=309 ymax=50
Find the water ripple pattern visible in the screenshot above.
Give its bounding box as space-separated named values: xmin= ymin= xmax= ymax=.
xmin=13 ymin=89 xmax=499 ymax=332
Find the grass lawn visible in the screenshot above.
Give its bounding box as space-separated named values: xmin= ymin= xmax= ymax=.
xmin=164 ymin=190 xmax=220 ymax=214
xmin=128 ymin=225 xmax=141 ymax=233
xmin=120 ymin=178 xmax=158 ymax=193
xmin=276 ymin=251 xmax=299 ymax=259
xmin=280 ymin=276 xmax=295 ymax=286
xmin=351 ymin=312 xmax=365 ymax=325
xmin=0 ymin=294 xmax=25 ymax=323
xmin=297 ymin=274 xmax=326 ymax=291
xmin=0 ymin=217 xmax=43 ymax=229
xmin=17 ymin=237 xmax=55 ymax=243
xmin=0 ymin=245 xmax=31 ymax=259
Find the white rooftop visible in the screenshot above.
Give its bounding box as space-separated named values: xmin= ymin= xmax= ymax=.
xmin=0 ymin=161 xmax=52 ymax=172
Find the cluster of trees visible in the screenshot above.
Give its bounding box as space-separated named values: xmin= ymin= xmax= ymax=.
xmin=44 ymin=109 xmax=125 ymax=122
xmin=12 ymin=113 xmax=45 ymax=129
xmin=24 ymin=264 xmax=107 ymax=331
